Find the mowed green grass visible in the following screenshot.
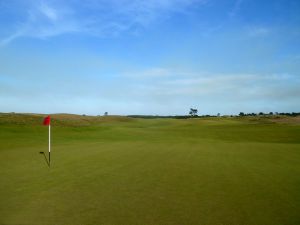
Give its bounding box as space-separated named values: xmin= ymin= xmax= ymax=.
xmin=1 ymin=114 xmax=300 ymax=225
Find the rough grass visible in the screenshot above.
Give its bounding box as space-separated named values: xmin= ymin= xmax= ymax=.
xmin=0 ymin=114 xmax=300 ymax=225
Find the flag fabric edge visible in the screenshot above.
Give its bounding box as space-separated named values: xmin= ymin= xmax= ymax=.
xmin=43 ymin=115 xmax=51 ymax=126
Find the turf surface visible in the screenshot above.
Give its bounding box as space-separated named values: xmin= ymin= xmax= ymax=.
xmin=1 ymin=114 xmax=300 ymax=225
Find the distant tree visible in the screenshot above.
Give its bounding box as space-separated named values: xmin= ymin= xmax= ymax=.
xmin=269 ymin=112 xmax=273 ymax=115
xmin=104 ymin=112 xmax=108 ymax=116
xmin=239 ymin=112 xmax=245 ymax=116
xmin=82 ymin=114 xmax=86 ymax=116
xmin=217 ymin=113 xmax=220 ymax=117
xmin=259 ymin=112 xmax=264 ymax=116
xmin=189 ymin=108 xmax=198 ymax=117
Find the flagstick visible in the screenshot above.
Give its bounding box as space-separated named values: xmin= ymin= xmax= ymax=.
xmin=49 ymin=124 xmax=51 ymax=167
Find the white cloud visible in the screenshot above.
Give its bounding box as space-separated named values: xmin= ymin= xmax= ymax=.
xmin=0 ymin=0 xmax=207 ymax=45
xmin=124 ymin=67 xmax=172 ymax=78
xmin=125 ymin=70 xmax=300 ymax=103
xmin=0 ymin=1 xmax=80 ymax=45
xmin=247 ymin=26 xmax=270 ymax=37
xmin=0 ymin=31 xmax=23 ymax=47
xmin=39 ymin=2 xmax=58 ymax=21
xmin=229 ymin=0 xmax=244 ymax=17
xmin=1 ymin=67 xmax=299 ymax=115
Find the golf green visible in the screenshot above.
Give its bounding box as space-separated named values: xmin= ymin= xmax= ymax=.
xmin=1 ymin=114 xmax=300 ymax=225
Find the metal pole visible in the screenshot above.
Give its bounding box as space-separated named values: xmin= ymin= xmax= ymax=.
xmin=49 ymin=125 xmax=51 ymax=167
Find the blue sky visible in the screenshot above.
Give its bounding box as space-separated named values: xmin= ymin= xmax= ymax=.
xmin=0 ymin=0 xmax=299 ymax=115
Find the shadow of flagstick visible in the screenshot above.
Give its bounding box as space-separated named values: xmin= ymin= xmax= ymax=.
xmin=39 ymin=151 xmax=50 ymax=167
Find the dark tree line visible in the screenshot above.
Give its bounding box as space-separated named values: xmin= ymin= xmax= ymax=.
xmin=239 ymin=112 xmax=300 ymax=117
xmin=127 ymin=108 xmax=300 ymax=119
xmin=127 ymin=112 xmax=300 ymax=119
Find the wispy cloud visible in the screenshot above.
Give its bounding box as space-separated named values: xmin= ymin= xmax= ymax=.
xmin=158 ymin=73 xmax=299 ymax=98
xmin=0 ymin=0 xmax=207 ymax=46
xmin=229 ymin=0 xmax=244 ymax=17
xmin=0 ymin=31 xmax=23 ymax=47
xmin=0 ymin=1 xmax=80 ymax=46
xmin=1 ymin=64 xmax=299 ymax=114
xmin=39 ymin=2 xmax=59 ymax=21
xmin=124 ymin=67 xmax=172 ymax=78
xmin=122 ymin=69 xmax=300 ymax=106
xmin=247 ymin=26 xmax=271 ymax=37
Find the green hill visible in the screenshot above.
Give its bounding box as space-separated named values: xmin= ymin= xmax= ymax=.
xmin=1 ymin=113 xmax=300 ymax=225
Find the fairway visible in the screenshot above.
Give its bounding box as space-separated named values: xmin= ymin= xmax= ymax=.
xmin=1 ymin=114 xmax=300 ymax=225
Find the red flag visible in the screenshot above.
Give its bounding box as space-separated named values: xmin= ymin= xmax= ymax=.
xmin=43 ymin=115 xmax=51 ymax=126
